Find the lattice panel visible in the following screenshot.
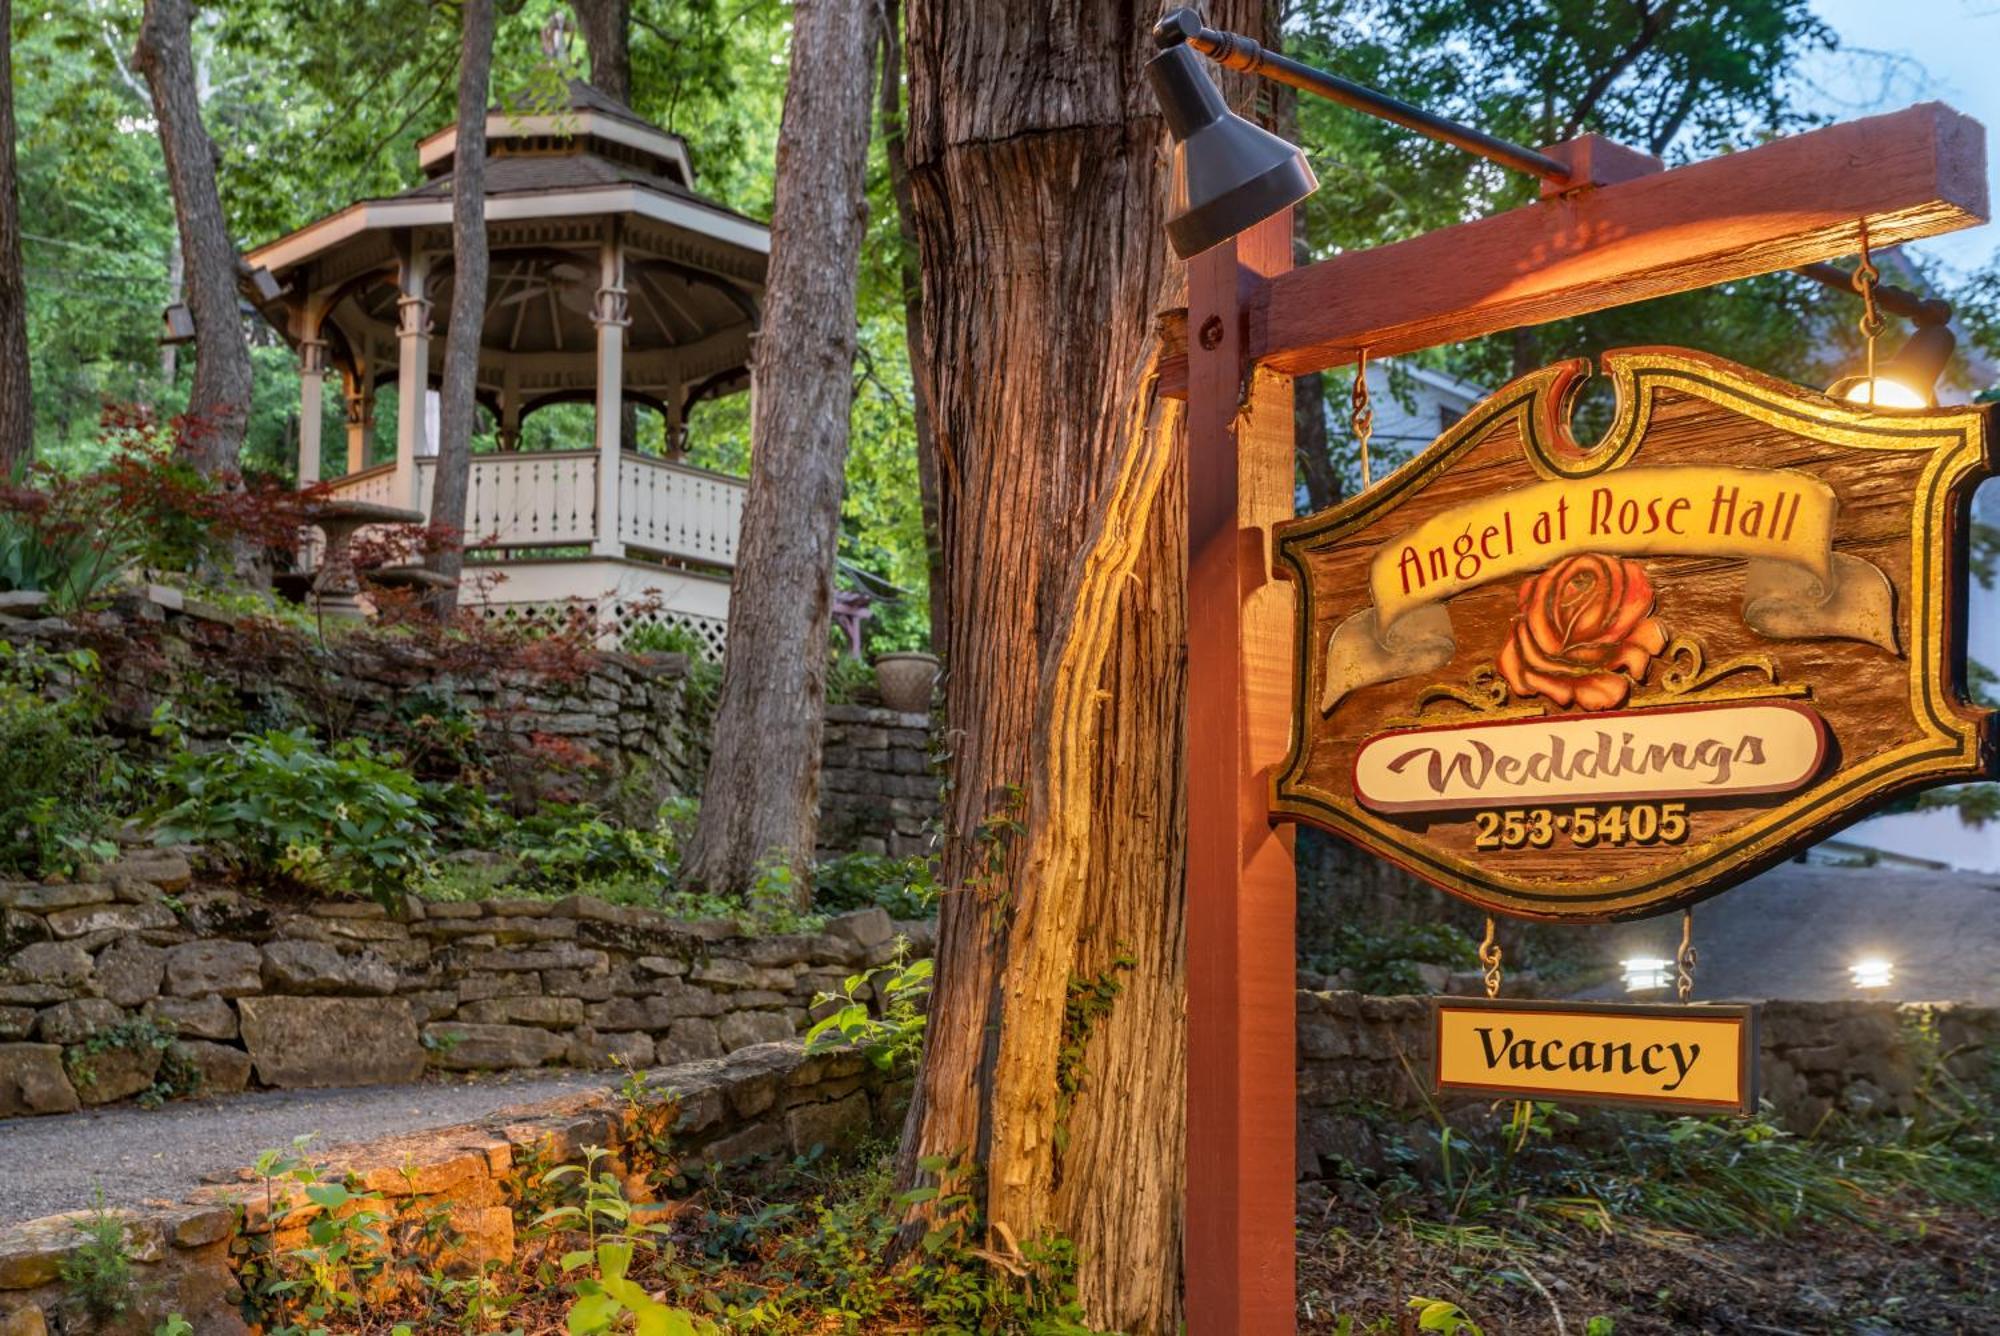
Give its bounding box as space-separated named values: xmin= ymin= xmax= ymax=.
xmin=471 ymin=596 xmax=727 ymax=657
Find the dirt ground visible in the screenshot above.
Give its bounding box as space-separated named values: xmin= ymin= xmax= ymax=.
xmin=1296 ymin=1187 xmax=2000 ymax=1335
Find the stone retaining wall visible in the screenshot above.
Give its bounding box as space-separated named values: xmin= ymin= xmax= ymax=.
xmin=3 ymin=593 xmax=700 ymax=814
xmin=817 ymin=704 xmax=939 ymax=859
xmin=0 ymin=849 xmax=932 ymax=1119
xmin=0 ymin=1039 xmax=900 ymax=1334
xmin=1296 ymin=990 xmax=2000 ymax=1178
xmin=0 ymin=598 xmax=945 ymax=851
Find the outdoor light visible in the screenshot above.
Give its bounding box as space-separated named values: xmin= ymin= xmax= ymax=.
xmin=1828 ymin=322 xmax=1957 ymax=410
xmin=1850 ymin=957 xmax=1895 ymax=990
xmin=1147 ymin=18 xmax=1317 ymax=258
xmin=1621 ymin=958 xmax=1673 ymax=993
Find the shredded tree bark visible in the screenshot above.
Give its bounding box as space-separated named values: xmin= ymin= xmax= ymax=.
xmin=897 ymin=4 xmax=1271 ymax=1329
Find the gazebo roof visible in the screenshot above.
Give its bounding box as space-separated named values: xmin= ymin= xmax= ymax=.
xmin=243 ymin=80 xmax=768 ymax=416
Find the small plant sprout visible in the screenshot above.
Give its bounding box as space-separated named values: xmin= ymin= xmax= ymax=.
xmin=803 ymin=942 xmax=932 ymax=1071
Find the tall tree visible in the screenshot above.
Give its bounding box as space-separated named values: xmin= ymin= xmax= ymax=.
xmin=682 ymin=0 xmax=877 ymax=900
xmin=876 ymin=0 xmax=946 ymax=652
xmin=134 ymin=0 xmax=253 ymax=475
xmin=896 ymin=2 xmax=1264 ymax=1329
xmin=426 ymin=0 xmax=495 ymax=617
xmin=0 ymin=0 xmax=31 ymax=475
xmin=571 ymin=0 xmax=630 ymax=103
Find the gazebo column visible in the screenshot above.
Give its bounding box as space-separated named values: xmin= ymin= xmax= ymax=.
xmin=591 ymin=229 xmax=629 ymax=558
xmin=394 ymin=244 xmax=433 ymax=511
xmin=343 ymin=362 xmax=375 ymax=476
xmin=497 ymin=363 xmax=522 ymax=451
xmin=297 ymin=338 xmax=327 ymax=486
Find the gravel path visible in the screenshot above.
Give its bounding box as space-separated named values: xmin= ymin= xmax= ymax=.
xmin=0 ymin=1068 xmax=617 ymax=1229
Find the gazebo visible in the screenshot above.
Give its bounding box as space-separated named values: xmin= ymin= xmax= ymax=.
xmin=243 ymin=80 xmax=768 ymax=654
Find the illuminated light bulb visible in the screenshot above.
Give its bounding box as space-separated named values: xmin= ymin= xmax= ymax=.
xmin=1621 ymin=958 xmax=1672 ymax=993
xmin=1837 ymin=377 xmax=1930 ymax=410
xmin=1827 ymin=323 xmax=1955 ymax=411
xmin=1849 ymin=958 xmax=1894 ymax=990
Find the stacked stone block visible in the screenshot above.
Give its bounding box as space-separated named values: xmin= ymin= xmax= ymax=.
xmin=817 ymin=703 xmax=939 ymax=858
xmin=0 ymin=847 xmax=930 ymax=1119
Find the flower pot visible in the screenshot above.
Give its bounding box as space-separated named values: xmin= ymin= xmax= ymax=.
xmin=872 ymin=652 xmax=940 ymax=714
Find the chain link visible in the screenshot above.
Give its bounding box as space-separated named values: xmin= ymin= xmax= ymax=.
xmin=1852 ymin=220 xmax=1886 ymax=405
xmin=1351 ymin=347 xmax=1375 ymax=490
xmin=1479 ymin=915 xmax=1502 ymax=998
xmin=1675 ymin=909 xmax=1698 ymax=1003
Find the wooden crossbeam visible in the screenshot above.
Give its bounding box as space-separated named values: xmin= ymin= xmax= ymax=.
xmin=1159 ymin=101 xmax=1985 ymax=396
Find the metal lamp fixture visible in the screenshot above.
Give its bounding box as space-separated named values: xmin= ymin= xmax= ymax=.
xmin=1828 ymin=322 xmax=1957 ymax=410
xmin=1802 ymin=258 xmax=1958 ymax=410
xmin=1147 ymin=17 xmax=1317 ymax=258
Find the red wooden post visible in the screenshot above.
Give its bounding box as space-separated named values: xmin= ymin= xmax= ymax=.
xmin=1185 ymin=209 xmax=1298 ymax=1332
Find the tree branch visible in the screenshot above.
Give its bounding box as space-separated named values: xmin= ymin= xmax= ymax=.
xmin=1560 ymin=0 xmax=1683 ymax=141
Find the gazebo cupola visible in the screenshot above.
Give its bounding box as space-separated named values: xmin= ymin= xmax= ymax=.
xmin=245 ymin=77 xmax=768 ymax=543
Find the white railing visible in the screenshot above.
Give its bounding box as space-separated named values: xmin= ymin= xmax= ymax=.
xmin=322 ymin=462 xmax=402 ymax=508
xmin=316 ymin=451 xmax=746 ymax=570
xmin=413 ymin=451 xmax=600 ymax=548
xmin=617 ymin=454 xmax=745 ymax=567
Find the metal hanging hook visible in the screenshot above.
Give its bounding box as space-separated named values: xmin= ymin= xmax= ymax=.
xmin=1676 ymin=908 xmax=1698 ymax=1003
xmin=1479 ymin=915 xmax=1502 ymax=998
xmin=1852 ymin=220 xmax=1887 ymax=407
xmin=1351 ymin=347 xmax=1375 ymax=490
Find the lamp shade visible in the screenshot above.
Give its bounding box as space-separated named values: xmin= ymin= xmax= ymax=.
xmin=1148 ymin=43 xmax=1318 ymax=258
xmin=1828 ymin=323 xmax=1957 ymax=410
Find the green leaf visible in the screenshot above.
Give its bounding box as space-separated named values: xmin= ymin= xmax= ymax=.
xmin=566 ymin=1292 xmax=621 ymax=1335
xmin=596 ymin=1240 xmax=634 ymax=1284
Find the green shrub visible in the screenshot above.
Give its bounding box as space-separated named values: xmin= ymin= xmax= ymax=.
xmin=1302 ymin=921 xmax=1477 ymax=994
xmin=825 ymin=650 xmax=876 ymax=706
xmin=804 ymin=949 xmax=932 ymax=1072
xmin=502 ymin=801 xmax=682 ymax=895
xmin=0 ymin=643 xmax=117 ymax=876
xmin=815 ymin=851 xmax=940 ymax=919
xmin=0 ymin=507 xmax=131 ymax=609
xmin=625 ymin=621 xmax=724 ymax=728
xmin=148 ymin=729 xmax=436 ymax=907
xmin=621 ymin=621 xmax=710 ymax=659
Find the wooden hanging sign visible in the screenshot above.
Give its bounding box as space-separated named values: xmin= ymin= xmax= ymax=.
xmin=1432 ymin=997 xmax=1758 ymax=1114
xmin=1274 ymin=347 xmax=1995 ymax=922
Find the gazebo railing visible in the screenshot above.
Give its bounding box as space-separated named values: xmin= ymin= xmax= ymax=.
xmin=317 ymin=450 xmax=746 ymax=567
xmin=322 ymin=461 xmax=402 ymax=508
xmin=616 ymin=453 xmax=743 ymax=567
xmin=412 ymin=451 xmax=601 ymax=548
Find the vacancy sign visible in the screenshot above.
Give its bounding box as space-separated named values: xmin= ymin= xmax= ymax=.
xmin=1433 ymin=998 xmax=1757 ymax=1114
xmin=1275 ymin=348 xmax=1995 ymax=921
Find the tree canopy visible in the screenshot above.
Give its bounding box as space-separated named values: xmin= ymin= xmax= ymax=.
xmin=9 ymin=0 xmax=1997 ymax=644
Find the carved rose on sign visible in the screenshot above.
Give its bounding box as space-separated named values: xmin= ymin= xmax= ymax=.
xmin=1497 ymin=554 xmax=1667 ymax=711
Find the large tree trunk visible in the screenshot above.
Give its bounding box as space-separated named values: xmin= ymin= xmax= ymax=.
xmin=897 ymin=3 xmax=1266 ymax=1329
xmin=571 ymin=0 xmax=630 ymax=104
xmin=135 ymin=0 xmax=252 ymax=476
xmin=0 ymin=0 xmax=31 ymax=475
xmin=682 ymin=0 xmax=876 ymax=901
xmin=425 ymin=0 xmax=494 ymax=617
xmin=877 ymin=0 xmax=946 ymax=653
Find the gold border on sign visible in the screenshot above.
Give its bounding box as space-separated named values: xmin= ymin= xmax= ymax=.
xmin=1272 ymin=347 xmax=1995 ymax=922
xmin=1429 ymin=997 xmax=1760 ymax=1115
